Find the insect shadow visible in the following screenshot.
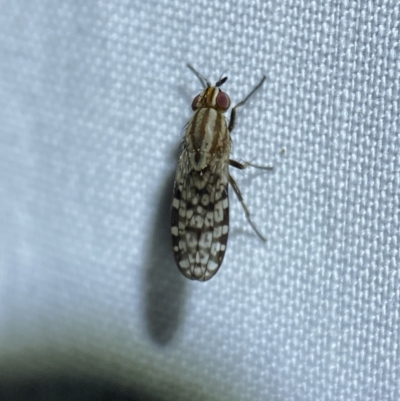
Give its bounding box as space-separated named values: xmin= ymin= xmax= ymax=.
xmin=143 ymin=165 xmax=187 ymax=345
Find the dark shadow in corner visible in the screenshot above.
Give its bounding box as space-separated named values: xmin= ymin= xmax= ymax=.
xmin=0 ymin=375 xmax=166 ymax=401
xmin=143 ymin=168 xmax=187 ymax=345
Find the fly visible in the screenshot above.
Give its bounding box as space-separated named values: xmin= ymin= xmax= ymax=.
xmin=170 ymin=64 xmax=272 ymax=281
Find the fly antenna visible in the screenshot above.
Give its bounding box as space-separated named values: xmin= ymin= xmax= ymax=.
xmin=216 ymin=68 xmax=229 ymax=87
xmin=187 ymin=63 xmax=211 ymax=88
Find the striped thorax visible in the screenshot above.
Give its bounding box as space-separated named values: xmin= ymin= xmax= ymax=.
xmin=171 ymin=64 xmax=271 ymax=281
xmin=187 ymin=84 xmax=231 ymax=171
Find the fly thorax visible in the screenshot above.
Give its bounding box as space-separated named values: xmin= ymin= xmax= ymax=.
xmin=187 ymin=108 xmax=229 ymax=171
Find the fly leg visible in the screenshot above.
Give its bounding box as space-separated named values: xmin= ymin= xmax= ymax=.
xmin=228 ymin=76 xmax=266 ymax=132
xmin=228 ymin=166 xmax=271 ymax=242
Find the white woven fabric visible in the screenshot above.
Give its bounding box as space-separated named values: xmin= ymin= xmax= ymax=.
xmin=0 ymin=1 xmax=399 ymax=400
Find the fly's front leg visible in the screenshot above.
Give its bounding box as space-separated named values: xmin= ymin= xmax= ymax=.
xmin=228 ymin=173 xmax=267 ymax=242
xmin=228 ymin=75 xmax=272 ymax=172
xmin=228 ymin=76 xmax=266 ymax=132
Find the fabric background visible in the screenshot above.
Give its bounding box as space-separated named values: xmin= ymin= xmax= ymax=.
xmin=0 ymin=1 xmax=399 ymax=400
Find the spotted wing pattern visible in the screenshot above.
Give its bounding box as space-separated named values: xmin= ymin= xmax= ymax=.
xmin=171 ymin=150 xmax=229 ymax=281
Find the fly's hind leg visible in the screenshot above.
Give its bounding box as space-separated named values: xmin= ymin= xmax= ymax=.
xmin=228 ymin=172 xmax=267 ymax=242
xmin=229 ymin=160 xmax=273 ymax=241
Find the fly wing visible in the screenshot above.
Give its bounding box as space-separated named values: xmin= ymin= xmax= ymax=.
xmin=171 ymin=150 xmax=229 ymax=281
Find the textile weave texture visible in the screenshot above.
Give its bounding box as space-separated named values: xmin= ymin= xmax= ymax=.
xmin=0 ymin=1 xmax=399 ymax=400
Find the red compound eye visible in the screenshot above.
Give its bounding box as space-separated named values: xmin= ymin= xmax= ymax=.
xmin=216 ymin=91 xmax=230 ymax=111
xmin=191 ymin=95 xmax=200 ymax=110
